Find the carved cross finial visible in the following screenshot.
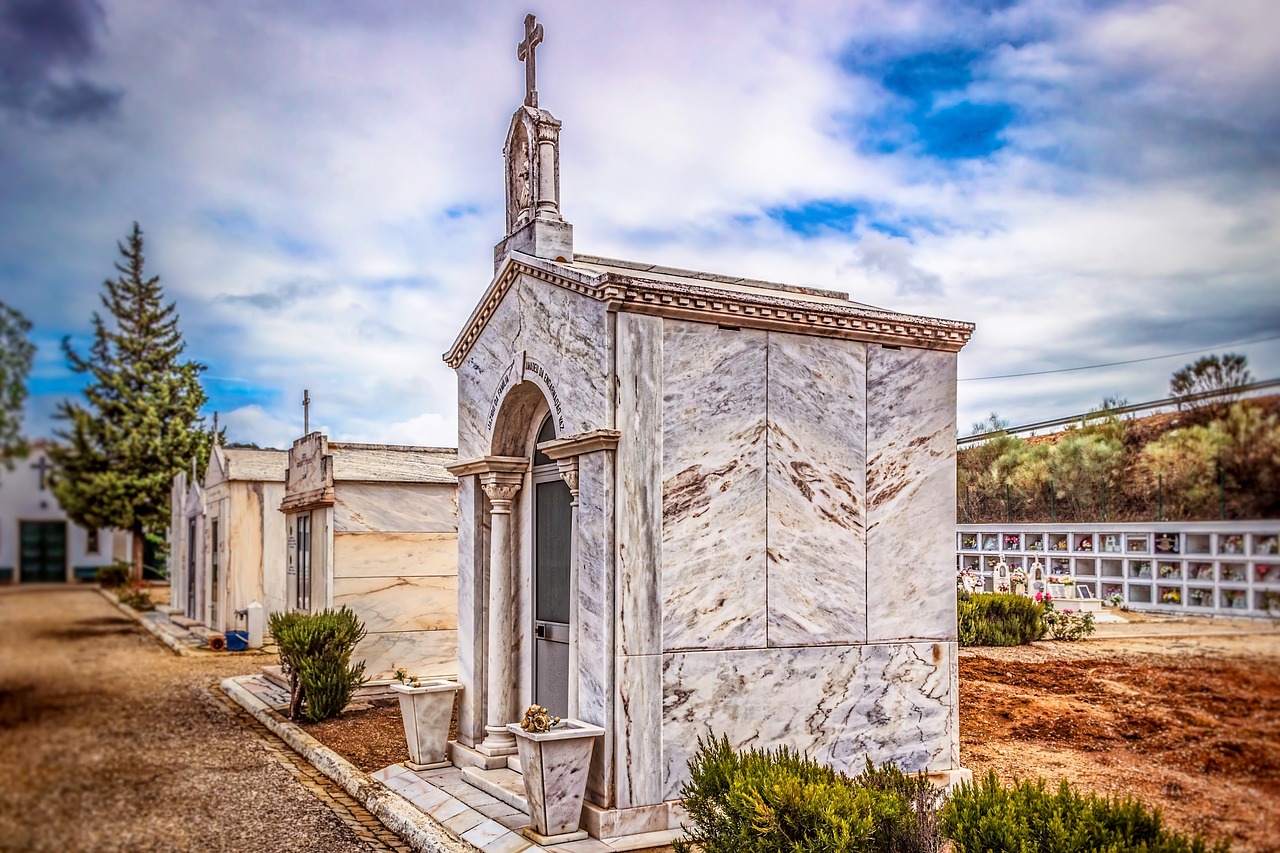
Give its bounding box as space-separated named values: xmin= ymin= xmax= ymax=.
xmin=212 ymin=411 xmax=220 ymax=446
xmin=303 ymin=389 xmax=311 ymax=435
xmin=517 ymin=13 xmax=544 ymax=108
xmin=31 ymin=456 xmax=52 ymax=491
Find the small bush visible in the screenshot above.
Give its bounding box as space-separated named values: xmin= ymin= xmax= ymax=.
xmin=958 ymin=591 xmax=1046 ymax=646
xmin=673 ymin=734 xmax=941 ymax=853
xmin=1042 ymin=604 xmax=1097 ymax=641
xmin=942 ymin=771 xmax=1229 ymax=853
xmin=269 ymin=607 xmax=368 ymax=723
xmin=117 ymin=582 xmax=154 ymax=611
xmin=96 ymin=561 xmax=131 ymax=589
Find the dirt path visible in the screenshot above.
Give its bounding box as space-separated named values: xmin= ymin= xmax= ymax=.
xmin=960 ymin=617 xmax=1280 ymax=853
xmin=0 ymin=586 xmax=409 ymax=853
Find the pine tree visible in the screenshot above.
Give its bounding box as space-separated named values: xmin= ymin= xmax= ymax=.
xmin=0 ymin=300 xmax=36 ymax=472
xmin=49 ymin=223 xmax=213 ymax=583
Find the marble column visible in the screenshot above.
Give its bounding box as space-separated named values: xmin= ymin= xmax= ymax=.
xmin=556 ymin=457 xmax=580 ymax=719
xmin=479 ymin=472 xmax=523 ymax=755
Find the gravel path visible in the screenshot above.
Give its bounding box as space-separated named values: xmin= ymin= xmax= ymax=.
xmin=0 ymin=586 xmax=410 ymax=853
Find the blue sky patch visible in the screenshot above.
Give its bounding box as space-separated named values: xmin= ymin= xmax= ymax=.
xmin=204 ymin=209 xmax=319 ymax=260
xmin=767 ymin=200 xmax=862 ymax=236
xmin=916 ymin=101 xmax=1014 ymax=159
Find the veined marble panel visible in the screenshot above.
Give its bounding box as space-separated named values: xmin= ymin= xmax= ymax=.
xmin=766 ymin=333 xmax=867 ymax=647
xmin=866 ymin=347 xmax=958 ymax=642
xmin=356 ymin=629 xmax=458 ymax=681
xmin=615 ymin=313 xmax=662 ymax=657
xmin=333 ymin=575 xmax=458 ymax=633
xmin=661 ymin=642 xmax=957 ymax=801
xmin=615 ymin=654 xmax=663 ymax=809
xmin=333 ymin=532 xmax=458 ymax=577
xmin=456 ymin=273 xmax=610 ymax=459
xmin=455 ymin=477 xmax=487 ymax=746
xmin=661 ymin=321 xmax=767 ymax=652
xmin=576 ymin=449 xmax=615 ymax=806
xmin=334 ymin=484 xmax=457 ymax=533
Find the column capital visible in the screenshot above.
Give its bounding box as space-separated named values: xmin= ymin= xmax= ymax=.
xmin=556 ymin=458 xmax=580 ymax=507
xmin=480 ymin=472 xmax=523 ymax=514
xmin=447 ymin=455 xmax=527 ymax=479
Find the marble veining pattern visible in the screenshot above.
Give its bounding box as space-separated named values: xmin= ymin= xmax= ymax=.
xmin=454 ymin=476 xmax=486 ymax=746
xmin=356 ymin=630 xmax=458 ymax=681
xmin=332 ymin=532 xmax=458 ymax=577
xmin=574 ymin=449 xmax=615 ymax=805
xmin=456 ymin=273 xmax=610 ymax=459
xmin=661 ymin=642 xmax=956 ymax=800
xmin=661 ymin=321 xmax=767 ymax=652
xmin=332 ymin=575 xmax=458 ymax=632
xmin=334 ymin=484 xmax=457 ymax=533
xmin=615 ymin=653 xmax=664 ymax=809
xmin=615 ymin=313 xmax=663 ymax=658
xmin=766 ymin=333 xmax=868 ymax=646
xmin=866 ymin=346 xmax=958 ymax=642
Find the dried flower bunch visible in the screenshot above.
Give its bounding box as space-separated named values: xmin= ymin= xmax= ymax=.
xmin=520 ymin=704 xmax=560 ymax=733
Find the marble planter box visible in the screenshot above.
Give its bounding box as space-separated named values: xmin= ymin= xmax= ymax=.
xmin=391 ymin=679 xmax=461 ymax=771
xmin=507 ymin=720 xmax=604 ymax=844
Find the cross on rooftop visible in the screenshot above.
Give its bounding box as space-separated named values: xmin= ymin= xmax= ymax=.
xmin=31 ymin=456 xmax=51 ymax=490
xmin=517 ymin=14 xmax=544 ymax=108
xmin=303 ymin=389 xmax=311 ymax=435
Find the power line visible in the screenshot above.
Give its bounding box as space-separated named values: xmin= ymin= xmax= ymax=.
xmin=958 ymin=333 xmax=1280 ymax=382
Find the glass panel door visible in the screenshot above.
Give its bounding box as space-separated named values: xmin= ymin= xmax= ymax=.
xmin=533 ymin=476 xmax=572 ymax=717
xmin=295 ymin=512 xmax=312 ymax=611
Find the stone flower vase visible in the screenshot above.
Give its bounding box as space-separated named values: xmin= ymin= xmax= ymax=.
xmin=507 ymin=719 xmax=604 ymax=845
xmin=391 ymin=680 xmax=461 ymax=771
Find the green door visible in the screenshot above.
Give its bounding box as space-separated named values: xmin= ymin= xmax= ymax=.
xmin=20 ymin=522 xmax=67 ymax=583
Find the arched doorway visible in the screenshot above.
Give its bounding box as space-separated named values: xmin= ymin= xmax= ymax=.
xmin=531 ymin=414 xmax=572 ymax=717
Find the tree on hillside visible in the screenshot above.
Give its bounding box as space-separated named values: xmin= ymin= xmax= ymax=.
xmin=0 ymin=301 xmax=36 ymax=472
xmin=49 ymin=224 xmax=213 ymax=584
xmin=969 ymin=412 xmax=1010 ymax=437
xmin=1171 ymin=353 xmax=1252 ymax=411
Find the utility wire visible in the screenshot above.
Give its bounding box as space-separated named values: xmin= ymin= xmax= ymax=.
xmin=958 ymin=333 xmax=1280 ymax=382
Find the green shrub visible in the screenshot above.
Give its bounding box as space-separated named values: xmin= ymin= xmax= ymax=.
xmin=116 ymin=582 xmax=154 ymax=611
xmin=958 ymin=591 xmax=1046 ymax=646
xmin=672 ymin=734 xmax=941 ymax=853
xmin=96 ymin=561 xmax=131 ymax=589
xmin=1042 ymin=603 xmax=1097 ymax=641
xmin=268 ymin=607 xmax=368 ymax=722
xmin=941 ymin=771 xmax=1229 ymax=853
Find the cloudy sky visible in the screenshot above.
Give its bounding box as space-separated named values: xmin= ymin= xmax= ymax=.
xmin=3 ymin=0 xmax=1278 ymax=448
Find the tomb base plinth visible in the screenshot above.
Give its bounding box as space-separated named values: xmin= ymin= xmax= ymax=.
xmin=519 ymin=827 xmax=587 ymax=846
xmin=448 ymin=740 xmax=513 ymax=771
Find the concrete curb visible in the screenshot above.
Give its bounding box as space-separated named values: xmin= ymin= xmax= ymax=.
xmin=221 ymin=677 xmax=468 ymax=853
xmin=97 ymin=587 xmax=195 ymax=657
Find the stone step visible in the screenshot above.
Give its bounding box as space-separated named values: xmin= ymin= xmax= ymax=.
xmin=459 ymin=767 xmax=528 ymax=815
xmin=170 ymin=615 xmax=202 ymax=629
xmin=156 ymin=605 xmax=183 ymax=616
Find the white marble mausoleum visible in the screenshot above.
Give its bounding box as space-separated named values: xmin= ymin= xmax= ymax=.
xmin=444 ymin=19 xmax=976 ymax=838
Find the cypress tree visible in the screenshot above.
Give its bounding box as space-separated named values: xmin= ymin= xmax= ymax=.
xmin=49 ymin=223 xmax=213 ymax=584
xmin=0 ymin=300 xmax=36 ymax=471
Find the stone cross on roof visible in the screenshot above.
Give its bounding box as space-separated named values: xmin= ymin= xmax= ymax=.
xmin=517 ymin=13 xmax=544 ymax=108
xmin=31 ymin=455 xmax=51 ymax=491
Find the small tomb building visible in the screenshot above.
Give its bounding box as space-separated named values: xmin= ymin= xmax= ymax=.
xmin=280 ymin=433 xmax=459 ymax=680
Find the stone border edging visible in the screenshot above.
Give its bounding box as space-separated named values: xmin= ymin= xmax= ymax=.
xmin=97 ymin=586 xmax=195 ymax=657
xmin=221 ymin=677 xmax=468 ymax=853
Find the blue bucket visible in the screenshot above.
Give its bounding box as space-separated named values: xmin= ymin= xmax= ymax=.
xmin=225 ymin=630 xmax=248 ymax=651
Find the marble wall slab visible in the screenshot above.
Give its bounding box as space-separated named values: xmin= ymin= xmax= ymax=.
xmin=356 ymin=629 xmax=458 ymax=681
xmin=456 ymin=273 xmax=610 ymax=459
xmin=866 ymin=347 xmax=958 ymax=642
xmin=615 ymin=313 xmax=662 ymax=657
xmin=661 ymin=641 xmax=956 ymax=801
xmin=333 ymin=532 xmax=458 ymax=577
xmin=766 ymin=333 xmax=868 ymax=647
xmin=615 ymin=653 xmax=664 ymax=809
xmin=333 ymin=573 xmax=458 ymax=632
xmin=334 ymin=484 xmax=457 ymax=533
xmin=575 ymin=449 xmax=616 ymax=805
xmin=455 ymin=477 xmax=487 ymax=747
xmin=661 ymin=321 xmax=768 ymax=652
